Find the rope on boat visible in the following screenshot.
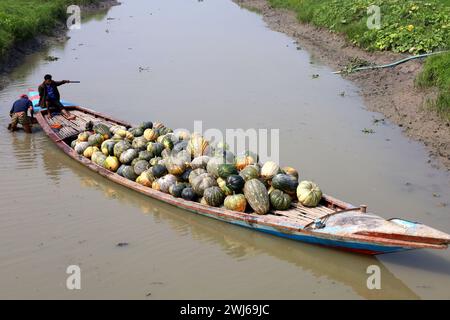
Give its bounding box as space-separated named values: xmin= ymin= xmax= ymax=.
xmin=333 ymin=50 xmax=449 ymax=74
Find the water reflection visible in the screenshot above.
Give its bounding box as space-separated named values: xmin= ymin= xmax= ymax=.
xmin=39 ymin=143 xmax=419 ymax=299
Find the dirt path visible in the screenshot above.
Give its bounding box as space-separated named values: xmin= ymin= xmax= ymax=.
xmin=234 ymin=0 xmax=450 ymax=170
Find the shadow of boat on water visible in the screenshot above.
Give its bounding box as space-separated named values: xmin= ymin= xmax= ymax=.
xmin=38 ymin=144 xmax=424 ymax=300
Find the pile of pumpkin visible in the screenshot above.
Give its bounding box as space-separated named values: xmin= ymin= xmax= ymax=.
xmin=71 ymin=121 xmax=323 ymax=215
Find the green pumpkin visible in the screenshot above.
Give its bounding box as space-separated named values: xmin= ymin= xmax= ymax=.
xmin=132 ymin=136 xmax=148 ymax=151
xmin=113 ymin=140 xmax=131 ymax=158
xmin=119 ymin=148 xmax=139 ymax=165
xmin=224 ymin=194 xmax=247 ymax=212
xmin=226 ymin=175 xmax=245 ymax=193
xmin=243 ymin=179 xmax=270 ymax=215
xmin=149 ymin=157 xmax=162 ymax=166
xmin=147 ymin=142 xmax=164 ymax=157
xmin=203 ymin=186 xmax=225 ymax=207
xmin=297 ymin=181 xmax=322 ymax=207
xmin=181 ymin=187 xmax=196 ymax=201
xmin=70 ymin=139 xmax=78 ymax=148
xmin=144 ymin=128 xmax=159 ymax=142
xmin=152 ymin=164 xmax=168 ymax=178
xmin=192 ymin=173 xmax=217 ymax=196
xmin=110 ymin=125 xmax=127 ymax=136
xmin=270 ymin=189 xmax=292 ymax=210
xmin=173 ymin=140 xmax=188 ymax=154
xmin=94 ymin=153 xmax=107 ymax=167
xmin=166 ymin=156 xmax=186 ymax=176
xmin=189 ymin=168 xmax=207 ymax=184
xmin=139 ymin=121 xmax=153 ymax=130
xmin=129 ymin=127 xmax=144 ymax=137
xmin=138 ymin=150 xmax=153 ymax=161
xmin=161 ymin=136 xmax=174 ymax=150
xmin=217 ymin=164 xmax=238 ymax=179
xmin=239 ymin=165 xmax=260 ymax=182
xmin=117 ymin=164 xmax=127 ymax=177
xmin=156 ymin=174 xmax=177 ymax=193
xmin=88 ymin=133 xmax=105 ymax=147
xmin=272 ymin=174 xmax=299 ymax=194
xmin=217 ymin=177 xmax=233 ymax=196
xmin=134 ymin=160 xmax=149 ymax=176
xmin=136 ymin=170 xmax=155 ymax=187
xmin=122 ymin=165 xmax=138 ymax=181
xmin=101 ymin=139 xmax=117 ymax=156
xmin=169 ymin=183 xmax=189 ymax=198
xmin=180 ymin=168 xmax=192 ymax=182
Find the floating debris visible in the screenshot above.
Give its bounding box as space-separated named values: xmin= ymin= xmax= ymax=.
xmin=44 ymin=56 xmax=59 ymax=62
xmin=116 ymin=242 xmax=129 ymax=247
xmin=362 ymin=128 xmax=375 ymax=134
xmin=312 ymin=74 xmax=320 ymax=79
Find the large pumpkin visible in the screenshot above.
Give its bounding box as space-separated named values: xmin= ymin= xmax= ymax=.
xmin=206 ymin=156 xmax=224 ymax=178
xmin=109 ymin=125 xmax=127 ymax=136
xmin=192 ymin=173 xmax=217 ymax=196
xmin=203 ymin=186 xmax=225 ymax=207
xmin=132 ymin=136 xmax=148 ymax=151
xmin=161 ymin=136 xmax=174 ymax=150
xmin=261 ymin=161 xmax=280 ymax=180
xmin=187 ymin=136 xmax=210 ymax=158
xmin=173 ymin=140 xmax=188 ymax=154
xmin=136 ymin=170 xmax=155 ymax=187
xmin=74 ymin=141 xmax=90 ymax=155
xmin=169 ymin=183 xmax=189 ymax=198
xmin=101 ymin=139 xmax=117 ymax=156
xmin=272 ymin=174 xmax=299 ymax=194
xmin=217 ymin=164 xmax=238 ymax=179
xmin=270 ymin=189 xmax=292 ymax=210
xmin=122 ymin=165 xmax=138 ymax=181
xmin=191 ymin=156 xmax=211 ymax=170
xmin=133 ymin=160 xmax=149 ymax=176
xmin=166 ymin=156 xmax=186 ymax=176
xmin=297 ymin=181 xmax=322 ymax=207
xmin=243 ymin=179 xmax=270 ymax=215
xmin=144 ymin=128 xmax=159 ymax=142
xmin=119 ymin=148 xmax=139 ymax=165
xmin=189 ymin=168 xmax=207 ymax=184
xmin=83 ymin=146 xmax=99 ymax=159
xmin=155 ymin=174 xmax=178 ymax=193
xmin=239 ymin=165 xmax=260 ymax=182
xmin=152 ymin=164 xmax=168 ymax=178
xmin=91 ymin=151 xmax=105 ymax=164
xmin=139 ymin=121 xmax=153 ymax=130
xmin=113 ymin=140 xmax=131 ymax=158
xmin=138 ymin=150 xmax=153 ymax=161
xmin=224 ymin=194 xmax=247 ymax=212
xmin=181 ymin=187 xmax=196 ymax=201
xmin=226 ymin=175 xmax=245 ymax=193
xmin=88 ymin=133 xmax=105 ymax=147
xmin=147 ymin=142 xmax=164 ymax=157
xmin=104 ymin=156 xmax=120 ymax=172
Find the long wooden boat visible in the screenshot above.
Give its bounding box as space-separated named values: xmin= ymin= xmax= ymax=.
xmin=31 ymin=96 xmax=450 ymax=255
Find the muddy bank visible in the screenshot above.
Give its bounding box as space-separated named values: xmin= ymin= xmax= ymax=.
xmin=234 ymin=0 xmax=450 ymax=170
xmin=0 ymin=0 xmax=120 ymax=90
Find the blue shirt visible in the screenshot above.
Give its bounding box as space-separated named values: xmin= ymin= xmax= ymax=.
xmin=46 ymin=84 xmax=57 ymax=100
xmin=10 ymin=98 xmax=32 ymax=114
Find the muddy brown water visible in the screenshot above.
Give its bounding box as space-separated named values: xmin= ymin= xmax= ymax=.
xmin=0 ymin=0 xmax=449 ymax=299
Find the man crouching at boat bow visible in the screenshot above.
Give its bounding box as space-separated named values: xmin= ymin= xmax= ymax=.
xmin=8 ymin=94 xmax=33 ymax=133
xmin=38 ymin=74 xmax=71 ymax=119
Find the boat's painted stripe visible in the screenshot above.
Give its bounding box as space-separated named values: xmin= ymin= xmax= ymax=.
xmin=181 ymin=206 xmax=408 ymax=254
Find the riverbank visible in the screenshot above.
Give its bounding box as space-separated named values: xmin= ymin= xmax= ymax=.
xmin=0 ymin=0 xmax=119 ymax=87
xmin=234 ymin=0 xmax=450 ymax=170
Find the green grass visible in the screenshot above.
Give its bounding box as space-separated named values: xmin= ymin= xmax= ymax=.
xmin=0 ymin=0 xmax=102 ymax=58
xmin=268 ymin=0 xmax=450 ymax=117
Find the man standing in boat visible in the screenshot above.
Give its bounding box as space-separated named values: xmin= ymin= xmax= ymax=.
xmin=8 ymin=94 xmax=33 ymax=133
xmin=38 ymin=74 xmax=73 ymax=119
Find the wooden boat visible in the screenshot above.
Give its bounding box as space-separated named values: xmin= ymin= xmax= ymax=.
xmin=31 ymin=96 xmax=450 ymax=255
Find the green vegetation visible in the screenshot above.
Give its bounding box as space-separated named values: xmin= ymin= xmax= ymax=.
xmin=416 ymin=52 xmax=450 ymax=119
xmin=268 ymin=0 xmax=450 ymax=116
xmin=0 ymin=0 xmax=101 ymax=58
